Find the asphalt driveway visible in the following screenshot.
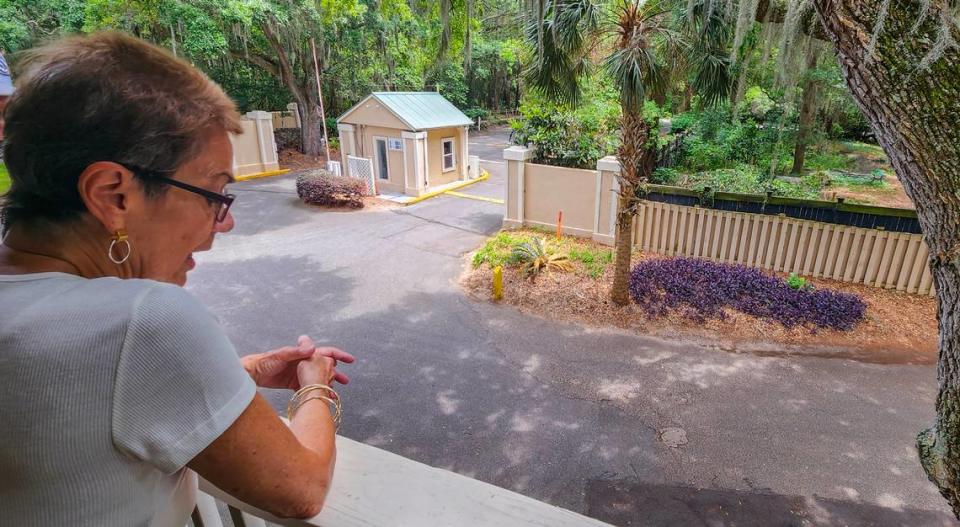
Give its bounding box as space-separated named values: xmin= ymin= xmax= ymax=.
xmin=187 ymin=164 xmax=955 ymax=526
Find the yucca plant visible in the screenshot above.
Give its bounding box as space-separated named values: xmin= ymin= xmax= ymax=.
xmin=512 ymin=237 xmax=574 ymax=277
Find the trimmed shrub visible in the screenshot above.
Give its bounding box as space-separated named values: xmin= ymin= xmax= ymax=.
xmin=296 ymin=170 xmax=366 ymax=209
xmin=628 ymin=257 xmax=866 ymax=330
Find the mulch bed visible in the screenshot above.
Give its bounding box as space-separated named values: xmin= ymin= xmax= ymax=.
xmin=461 ymin=237 xmax=937 ymax=365
xmin=279 ymin=148 xmax=341 ymax=172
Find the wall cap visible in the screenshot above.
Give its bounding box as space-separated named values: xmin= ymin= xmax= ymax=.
xmin=401 ymin=130 xmax=427 ymax=139
xmin=338 ymin=123 xmax=356 ymax=132
xmin=597 ymin=156 xmax=621 ymax=173
xmin=503 ymin=146 xmax=534 ymax=161
xmin=245 ymin=110 xmax=273 ymax=120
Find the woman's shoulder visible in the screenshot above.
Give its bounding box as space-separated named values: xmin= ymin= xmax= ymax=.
xmin=21 ymin=274 xmax=208 ymax=320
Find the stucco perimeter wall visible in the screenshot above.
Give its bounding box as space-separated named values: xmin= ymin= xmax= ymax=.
xmin=232 ymin=120 xmax=262 ymax=176
xmin=362 ymin=125 xmax=406 ymax=193
xmin=523 ymin=163 xmax=598 ymax=236
xmin=503 ymin=150 xmax=934 ymax=296
xmin=231 ymin=113 xmax=280 ymax=177
xmin=427 ymin=127 xmax=463 ymax=187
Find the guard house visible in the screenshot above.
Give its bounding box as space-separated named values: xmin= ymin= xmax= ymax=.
xmin=336 ymin=92 xmax=474 ymax=197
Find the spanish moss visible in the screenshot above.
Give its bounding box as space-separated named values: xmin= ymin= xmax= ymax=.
xmin=730 ymin=0 xmax=761 ymax=64
xmin=865 ymin=0 xmax=892 ymax=60
xmin=776 ymin=0 xmax=812 ymax=85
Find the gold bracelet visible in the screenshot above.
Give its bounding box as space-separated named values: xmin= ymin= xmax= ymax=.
xmin=287 ymin=394 xmax=343 ymax=430
xmin=291 ymin=395 xmax=342 ymax=430
xmin=293 ymin=383 xmax=339 ymax=401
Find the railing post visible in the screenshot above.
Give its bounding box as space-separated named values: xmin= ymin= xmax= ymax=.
xmin=503 ymin=146 xmax=533 ymax=229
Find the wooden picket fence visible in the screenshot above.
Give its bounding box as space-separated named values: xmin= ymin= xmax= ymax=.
xmin=634 ymin=201 xmax=934 ymax=296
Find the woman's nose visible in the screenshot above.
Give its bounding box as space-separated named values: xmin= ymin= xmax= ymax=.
xmin=214 ymin=210 xmax=235 ymax=233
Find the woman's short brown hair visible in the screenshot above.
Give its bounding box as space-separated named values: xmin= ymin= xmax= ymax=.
xmin=1 ymin=31 xmax=242 ymax=229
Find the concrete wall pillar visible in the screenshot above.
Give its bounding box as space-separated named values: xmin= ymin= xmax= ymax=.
xmin=459 ymin=127 xmax=469 ymax=181
xmin=287 ymin=102 xmax=302 ymax=128
xmin=594 ymin=155 xmax=622 ymax=246
xmin=244 ymin=111 xmax=280 ymax=173
xmin=401 ymin=130 xmax=427 ymax=197
xmin=338 ymin=123 xmax=356 ymax=177
xmin=503 ymin=146 xmax=534 ymax=229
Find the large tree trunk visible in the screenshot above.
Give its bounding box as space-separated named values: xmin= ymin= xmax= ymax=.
xmin=610 ymin=108 xmax=656 ymax=306
xmin=791 ymin=49 xmax=820 ymax=175
xmin=298 ymin=101 xmax=324 ymax=157
xmin=813 ymin=0 xmax=960 ymax=517
xmin=259 ymin=19 xmax=325 ymax=156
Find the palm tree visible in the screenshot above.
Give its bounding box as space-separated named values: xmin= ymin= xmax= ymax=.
xmin=525 ymin=0 xmax=731 ymax=305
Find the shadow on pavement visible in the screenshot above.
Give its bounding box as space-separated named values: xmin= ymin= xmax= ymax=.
xmin=586 ymin=479 xmax=957 ymax=527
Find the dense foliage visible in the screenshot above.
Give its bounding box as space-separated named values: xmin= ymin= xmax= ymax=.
xmin=0 ymin=0 xmax=523 ymax=126
xmin=629 ymin=257 xmax=866 ymax=330
xmin=509 ymin=74 xmax=621 ymax=169
xmin=296 ymin=170 xmax=366 ymax=208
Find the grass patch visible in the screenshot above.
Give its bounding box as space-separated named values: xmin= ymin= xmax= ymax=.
xmin=569 ymin=247 xmax=614 ymax=278
xmin=0 ymin=164 xmax=9 ymax=195
xmin=806 ymin=151 xmax=854 ymax=172
xmin=473 ymin=229 xmax=615 ymax=279
xmin=472 ymin=231 xmax=531 ymax=268
xmin=838 ymin=141 xmax=888 ymax=160
xmin=828 ymin=172 xmax=890 ymax=189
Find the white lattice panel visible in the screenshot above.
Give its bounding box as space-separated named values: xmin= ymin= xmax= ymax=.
xmin=346 ymin=155 xmax=376 ymax=195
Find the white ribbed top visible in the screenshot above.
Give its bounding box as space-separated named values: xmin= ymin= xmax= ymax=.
xmin=0 ymin=273 xmax=256 ymax=526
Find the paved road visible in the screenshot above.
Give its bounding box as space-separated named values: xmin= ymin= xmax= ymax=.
xmin=469 ymin=125 xmax=512 ymax=161
xmin=188 ymin=163 xmax=955 ymax=526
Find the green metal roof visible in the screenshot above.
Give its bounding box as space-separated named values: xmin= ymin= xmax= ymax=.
xmin=343 ymin=92 xmax=473 ymax=130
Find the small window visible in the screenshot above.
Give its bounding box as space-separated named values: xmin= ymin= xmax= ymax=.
xmin=441 ymin=138 xmax=456 ymax=172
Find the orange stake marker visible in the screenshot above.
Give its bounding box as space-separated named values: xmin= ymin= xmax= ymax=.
xmin=557 ymin=210 xmax=563 ymax=241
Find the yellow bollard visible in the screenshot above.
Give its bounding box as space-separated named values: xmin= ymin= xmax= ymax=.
xmin=493 ymin=265 xmax=503 ymax=301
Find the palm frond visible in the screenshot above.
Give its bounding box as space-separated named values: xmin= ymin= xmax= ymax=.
xmin=523 ymin=0 xmax=602 ymax=107
xmin=691 ymin=52 xmax=733 ymax=107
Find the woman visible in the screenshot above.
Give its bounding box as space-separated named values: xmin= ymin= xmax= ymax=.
xmin=0 ymin=32 xmax=353 ymax=525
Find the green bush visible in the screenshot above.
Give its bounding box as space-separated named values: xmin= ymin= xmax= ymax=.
xmin=463 ymin=107 xmax=490 ymax=123
xmin=670 ymin=112 xmax=698 ymax=133
xmin=652 ymin=167 xmax=681 ymax=185
xmin=472 ymin=231 xmax=529 ymax=268
xmin=676 ymin=165 xmax=821 ymax=199
xmin=786 ymin=273 xmax=814 ymax=291
xmin=325 ymin=118 xmax=339 ymax=137
xmin=511 ymin=73 xmax=621 ymax=169
xmin=677 ymin=107 xmax=786 ymax=172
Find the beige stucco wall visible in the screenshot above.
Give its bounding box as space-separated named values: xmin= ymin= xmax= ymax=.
xmin=426 ymin=127 xmax=463 ymax=187
xmin=232 ymin=120 xmax=264 ymax=177
xmin=360 ymin=125 xmax=406 ymax=193
xmin=523 ymin=163 xmax=597 ymax=235
xmin=340 ymin=99 xmax=408 ymax=130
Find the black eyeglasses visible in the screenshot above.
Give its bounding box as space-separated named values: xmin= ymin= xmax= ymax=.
xmin=123 ymin=164 xmax=235 ymax=223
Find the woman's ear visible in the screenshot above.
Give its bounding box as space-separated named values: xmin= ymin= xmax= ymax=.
xmin=77 ymin=161 xmax=136 ymax=233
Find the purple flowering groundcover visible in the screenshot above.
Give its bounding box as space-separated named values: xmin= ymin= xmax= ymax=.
xmin=628 ymin=257 xmax=866 ymax=330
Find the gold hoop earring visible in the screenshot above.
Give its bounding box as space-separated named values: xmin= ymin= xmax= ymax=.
xmin=108 ymin=230 xmax=131 ymax=265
